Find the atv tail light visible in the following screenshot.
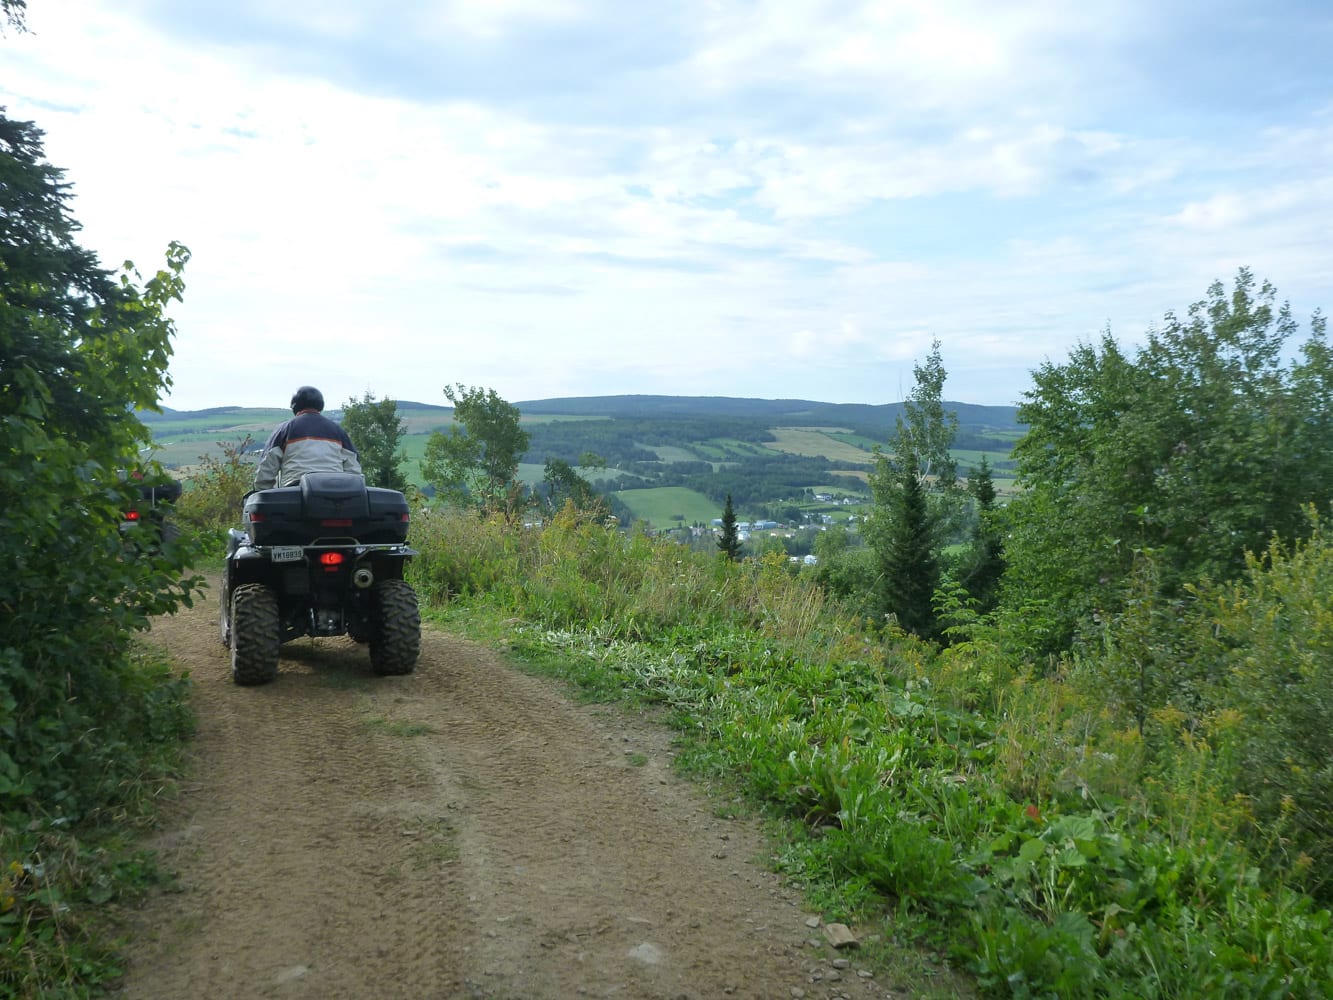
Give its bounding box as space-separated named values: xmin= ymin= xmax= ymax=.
xmin=319 ymin=552 xmax=345 ymax=566
xmin=247 ymin=511 xmax=266 ymax=522
xmin=321 ymin=518 xmax=353 ymax=527
xmin=123 ymin=510 xmax=141 ymax=521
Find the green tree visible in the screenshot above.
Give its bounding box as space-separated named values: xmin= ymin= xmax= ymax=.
xmin=870 ymin=460 xmax=938 ymax=637
xmin=1 ymin=108 xmax=199 ymax=818
xmin=420 ymin=384 xmax=530 ymax=519
xmin=958 ymin=457 xmax=1004 ymax=613
xmin=895 ymin=338 xmax=959 ymax=493
xmin=342 ymin=390 xmax=408 ymax=492
xmin=1 ymin=1 xmax=26 ymax=33
xmin=540 ymin=455 xmax=604 ymax=518
xmin=864 ymin=340 xmax=958 ymax=638
xmin=717 ymin=493 xmax=741 ymax=561
xmin=1003 ymin=269 xmax=1332 ymax=653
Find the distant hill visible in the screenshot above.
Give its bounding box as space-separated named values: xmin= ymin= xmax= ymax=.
xmin=516 ymin=395 xmax=1021 ymax=435
xmin=142 ymin=395 xmax=1021 ymax=435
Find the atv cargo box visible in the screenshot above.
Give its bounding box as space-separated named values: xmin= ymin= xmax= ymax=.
xmin=244 ymin=473 xmax=409 ymax=545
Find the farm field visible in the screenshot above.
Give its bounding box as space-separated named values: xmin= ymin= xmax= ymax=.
xmin=764 ymin=427 xmax=875 ymax=464
xmin=611 ymin=486 xmax=720 ymax=526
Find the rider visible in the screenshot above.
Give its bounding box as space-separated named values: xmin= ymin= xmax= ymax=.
xmin=253 ymin=386 xmax=363 ymax=490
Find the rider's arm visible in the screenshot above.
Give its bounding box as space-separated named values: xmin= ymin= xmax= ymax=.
xmin=253 ymin=443 xmax=282 ymax=490
xmin=253 ymin=421 xmax=292 ymax=490
xmin=341 ymin=447 xmax=362 ymax=477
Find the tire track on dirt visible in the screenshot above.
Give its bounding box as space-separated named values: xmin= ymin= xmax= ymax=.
xmin=124 ymin=584 xmax=891 ymax=999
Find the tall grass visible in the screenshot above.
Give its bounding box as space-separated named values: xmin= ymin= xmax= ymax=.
xmin=408 ymin=506 xmax=1333 ymax=997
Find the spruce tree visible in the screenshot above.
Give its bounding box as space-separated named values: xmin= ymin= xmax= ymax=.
xmin=961 ymin=457 xmax=1004 ymax=612
xmin=718 ymin=493 xmax=741 ymax=561
xmin=873 ymin=462 xmax=939 ymax=638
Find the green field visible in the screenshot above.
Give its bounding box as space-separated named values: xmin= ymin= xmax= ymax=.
xmin=952 ymin=448 xmax=1017 ymax=469
xmin=648 ymin=444 xmax=702 ymax=463
xmin=766 ymin=427 xmax=875 ymax=464
xmin=612 ymin=486 xmax=721 ymax=527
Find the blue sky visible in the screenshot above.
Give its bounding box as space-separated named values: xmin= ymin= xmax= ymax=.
xmin=4 ymin=0 xmax=1331 ymax=409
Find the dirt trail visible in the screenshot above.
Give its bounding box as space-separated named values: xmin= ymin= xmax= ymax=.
xmin=121 ymin=587 xmax=897 ymax=999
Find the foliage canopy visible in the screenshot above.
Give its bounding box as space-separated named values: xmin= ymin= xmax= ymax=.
xmin=342 ymin=390 xmax=409 ymax=492
xmin=421 ymin=384 xmax=530 ymax=519
xmin=1003 ymin=269 xmax=1332 ymax=652
xmin=1 ymin=108 xmax=199 ymax=813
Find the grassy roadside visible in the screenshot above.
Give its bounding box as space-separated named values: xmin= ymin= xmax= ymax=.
xmin=408 ymin=506 xmax=1333 ymax=998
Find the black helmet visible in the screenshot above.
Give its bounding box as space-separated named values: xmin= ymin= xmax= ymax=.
xmin=290 ymin=386 xmax=324 ymax=413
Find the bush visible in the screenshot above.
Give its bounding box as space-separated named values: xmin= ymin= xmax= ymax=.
xmin=173 ymin=436 xmax=256 ymax=555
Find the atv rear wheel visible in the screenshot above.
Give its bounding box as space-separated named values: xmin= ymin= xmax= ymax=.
xmin=369 ymin=579 xmax=420 ymax=676
xmin=231 ymin=583 xmax=280 ymax=685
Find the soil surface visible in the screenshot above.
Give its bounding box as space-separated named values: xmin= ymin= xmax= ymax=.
xmin=119 ymin=586 xmax=905 ymax=1000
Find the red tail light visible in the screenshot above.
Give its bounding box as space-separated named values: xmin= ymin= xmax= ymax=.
xmin=247 ymin=511 xmax=266 ymax=522
xmin=400 ymin=513 xmax=410 ymax=522
xmin=319 ymin=552 xmax=345 ymax=566
xmin=123 ymin=510 xmax=141 ymax=521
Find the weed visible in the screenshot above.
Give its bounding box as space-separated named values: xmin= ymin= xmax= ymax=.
xmin=365 ymin=717 xmax=433 ymax=738
xmin=408 ymin=817 xmax=460 ymax=870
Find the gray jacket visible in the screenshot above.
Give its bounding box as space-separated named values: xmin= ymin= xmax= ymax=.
xmin=253 ymin=410 xmax=363 ymax=489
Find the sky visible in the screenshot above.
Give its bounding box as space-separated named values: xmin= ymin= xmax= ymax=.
xmin=4 ymin=0 xmax=1332 ymax=410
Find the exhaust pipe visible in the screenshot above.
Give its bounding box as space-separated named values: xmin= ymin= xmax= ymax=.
xmin=352 ymin=567 xmax=374 ymax=589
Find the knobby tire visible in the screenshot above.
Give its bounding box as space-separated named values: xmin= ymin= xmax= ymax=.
xmin=369 ymin=579 xmax=420 ymax=676
xmin=231 ymin=583 xmax=281 ymax=686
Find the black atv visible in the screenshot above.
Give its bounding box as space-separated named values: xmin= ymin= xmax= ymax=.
xmin=219 ymin=472 xmax=421 ymax=685
xmin=120 ymin=471 xmax=183 ymax=547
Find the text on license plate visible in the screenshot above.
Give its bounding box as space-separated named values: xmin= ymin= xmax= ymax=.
xmin=269 ymin=546 xmax=305 ymax=563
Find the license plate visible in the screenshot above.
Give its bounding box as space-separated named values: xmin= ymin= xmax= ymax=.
xmin=269 ymin=546 xmax=305 ymax=563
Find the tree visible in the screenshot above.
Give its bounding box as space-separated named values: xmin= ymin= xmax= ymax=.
xmin=896 ymin=339 xmax=959 ymax=493
xmin=717 ymin=494 xmax=741 ymax=560
xmin=1 ymin=1 xmax=26 ymax=33
xmin=1003 ymin=270 xmax=1332 ymax=653
xmin=871 ymin=460 xmax=939 ymax=637
xmin=1 ymin=108 xmax=199 ymax=817
xmin=342 ymin=390 xmax=408 ymax=492
xmin=864 ymin=340 xmax=958 ymax=638
xmin=540 ymin=454 xmax=604 ymax=519
xmin=958 ymin=457 xmax=1004 ymax=613
xmin=420 ymin=384 xmax=530 ymax=519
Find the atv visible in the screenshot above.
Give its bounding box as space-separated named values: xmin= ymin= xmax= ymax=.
xmin=219 ymin=472 xmax=421 ymax=685
xmin=120 ymin=469 xmax=183 ymax=547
